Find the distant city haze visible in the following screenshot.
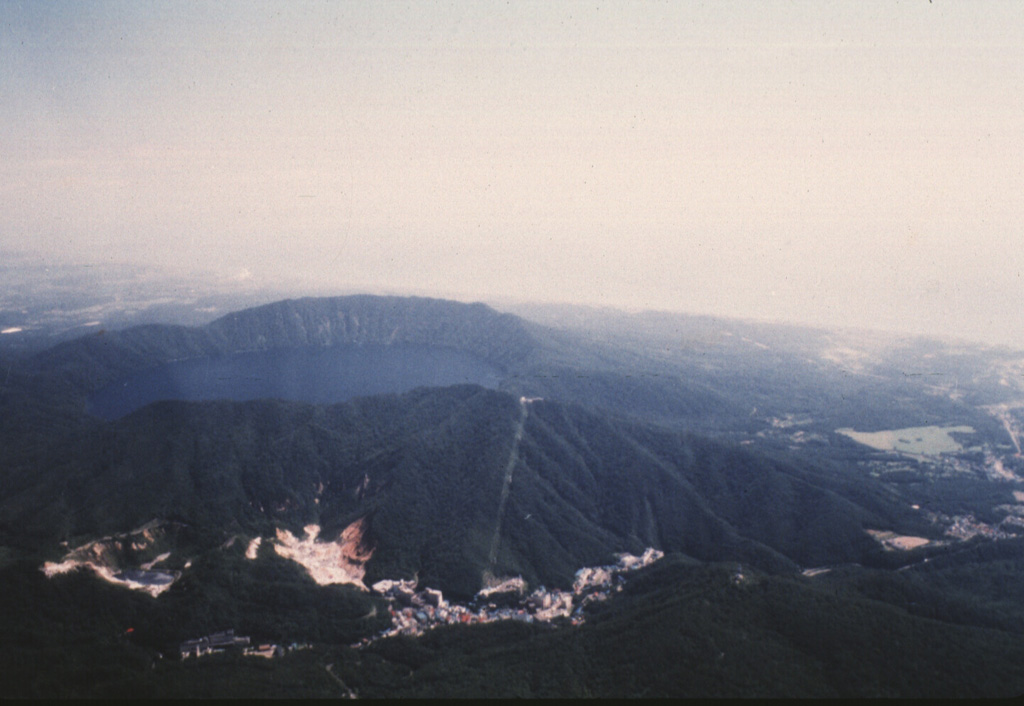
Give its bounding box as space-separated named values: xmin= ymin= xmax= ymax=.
xmin=3 ymin=1 xmax=1023 ymax=346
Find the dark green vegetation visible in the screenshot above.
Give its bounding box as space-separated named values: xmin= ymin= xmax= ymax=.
xmin=347 ymin=555 xmax=1024 ymax=698
xmin=2 ymin=293 xmax=1024 ymax=697
xmin=0 ymin=384 xmax=918 ymax=594
xmin=8 ymin=552 xmax=1024 ymax=698
xmin=0 ymin=552 xmax=382 ymax=698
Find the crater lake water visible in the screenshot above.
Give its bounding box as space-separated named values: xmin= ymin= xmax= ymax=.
xmin=87 ymin=344 xmax=503 ymax=420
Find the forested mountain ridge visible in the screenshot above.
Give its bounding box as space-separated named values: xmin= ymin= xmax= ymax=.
xmin=0 ymin=383 xmax=919 ymax=596
xmin=3 ymin=293 xmax=1024 ymax=698
xmin=1 ymin=293 xmax=741 ymax=439
xmin=24 ymin=295 xmax=540 ymax=391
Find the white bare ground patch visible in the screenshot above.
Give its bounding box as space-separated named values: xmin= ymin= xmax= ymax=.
xmin=866 ymin=529 xmax=932 ymax=551
xmin=42 ymin=559 xmax=175 ymax=597
xmin=478 ymin=576 xmax=527 ymax=598
xmin=1014 ymin=491 xmax=1024 ymax=503
xmin=272 ymin=518 xmax=373 ymax=589
xmin=245 ymin=536 xmax=262 ymax=559
xmin=42 ymin=560 xmax=83 ymax=577
xmin=141 ymin=552 xmax=171 ymax=570
xmin=40 ymin=520 xmax=180 ymax=597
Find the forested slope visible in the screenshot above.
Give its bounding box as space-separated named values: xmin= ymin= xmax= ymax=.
xmin=1 ymin=385 xmax=919 ymax=594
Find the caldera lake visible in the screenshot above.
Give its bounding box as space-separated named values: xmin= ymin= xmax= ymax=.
xmin=87 ymin=343 xmax=503 ymax=420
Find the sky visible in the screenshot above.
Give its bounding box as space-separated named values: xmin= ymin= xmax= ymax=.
xmin=2 ymin=0 xmax=1023 ymax=346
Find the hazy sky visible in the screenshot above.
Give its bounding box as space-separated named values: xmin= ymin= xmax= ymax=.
xmin=3 ymin=1 xmax=1023 ymax=345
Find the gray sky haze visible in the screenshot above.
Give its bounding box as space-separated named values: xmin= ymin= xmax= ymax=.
xmin=3 ymin=1 xmax=1023 ymax=345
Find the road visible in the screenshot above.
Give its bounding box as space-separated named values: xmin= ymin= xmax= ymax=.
xmin=325 ymin=663 xmax=358 ymax=699
xmin=487 ymin=397 xmax=530 ymax=569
